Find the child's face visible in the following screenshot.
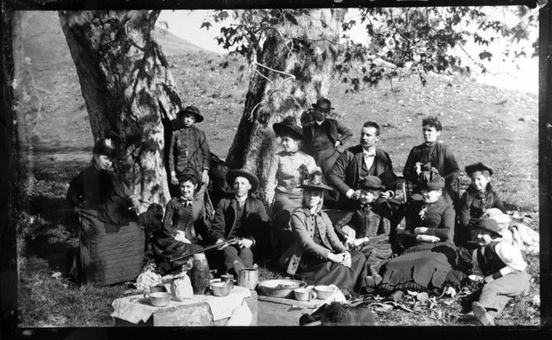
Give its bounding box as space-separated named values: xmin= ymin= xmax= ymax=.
xmin=182 ymin=113 xmax=196 ymax=127
xmin=94 ymin=153 xmax=113 ymax=171
xmin=470 ymin=228 xmax=494 ymax=246
xmin=422 ymin=125 xmax=441 ymax=143
xmin=179 ymin=180 xmax=197 ymax=200
xmin=359 ymin=189 xmax=379 ymax=204
xmin=421 ymin=188 xmax=441 ymax=203
xmin=304 ymin=189 xmax=323 ymax=209
xmin=471 ymin=171 xmax=490 ymax=192
xmin=281 ymin=136 xmax=299 ymax=152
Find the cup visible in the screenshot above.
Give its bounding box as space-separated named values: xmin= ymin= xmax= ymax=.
xmin=314 ymin=285 xmax=336 ymax=300
xmin=143 ymin=291 xmax=171 ymax=307
xmin=293 ymin=288 xmax=317 ymax=302
xmin=237 ymin=268 xmax=258 ymax=290
xmin=150 ymin=284 xmax=168 ymax=293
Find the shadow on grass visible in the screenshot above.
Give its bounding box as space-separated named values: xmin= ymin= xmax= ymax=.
xmin=24 ymin=195 xmax=79 ymax=276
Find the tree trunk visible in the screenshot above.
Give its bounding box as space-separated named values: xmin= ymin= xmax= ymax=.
xmin=59 ymin=10 xmax=182 ymax=211
xmin=225 ymin=8 xmax=347 ymax=195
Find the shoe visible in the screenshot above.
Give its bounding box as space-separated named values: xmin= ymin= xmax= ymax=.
xmin=365 ymin=276 xmax=376 ymax=288
xmin=232 ymin=260 xmax=245 ymax=274
xmin=471 ymin=301 xmax=495 ymax=326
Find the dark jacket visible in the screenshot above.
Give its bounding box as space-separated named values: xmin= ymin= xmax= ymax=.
xmin=302 ymin=118 xmax=353 ymax=154
xmin=403 ymin=142 xmax=460 ymax=185
xmin=209 ymin=194 xmax=270 ymax=249
xmin=402 ymin=197 xmax=456 ymax=249
xmin=329 ymin=144 xmax=393 ymax=196
xmin=458 ymin=185 xmax=506 ymax=228
xmin=168 ymin=124 xmax=210 ymax=175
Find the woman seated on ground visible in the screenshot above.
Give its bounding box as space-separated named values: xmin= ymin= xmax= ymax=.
xmin=264 ymin=116 xmax=317 ymax=257
xmin=152 ymin=168 xmax=208 ymax=275
xmin=403 ymin=116 xmax=460 ymax=206
xmin=456 ymin=162 xmax=506 ymax=247
xmin=378 ymin=169 xmax=460 ymax=295
xmin=279 ymin=168 xmax=369 ymax=297
xmin=333 ymin=176 xmax=392 ymax=289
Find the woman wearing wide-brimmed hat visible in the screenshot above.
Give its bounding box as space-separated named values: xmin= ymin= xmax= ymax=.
xmin=279 ymin=168 xmax=369 ymax=297
xmin=264 ymin=116 xmax=317 ymax=256
xmin=456 ymin=162 xmax=506 ymax=247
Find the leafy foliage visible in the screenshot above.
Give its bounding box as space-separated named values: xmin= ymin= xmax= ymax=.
xmin=201 ymin=7 xmax=538 ymax=91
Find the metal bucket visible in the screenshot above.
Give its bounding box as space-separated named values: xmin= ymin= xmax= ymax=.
xmin=237 ymin=268 xmax=259 ymax=290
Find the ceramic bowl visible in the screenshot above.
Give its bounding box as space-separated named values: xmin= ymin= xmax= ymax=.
xmin=211 ymin=281 xmax=232 ymax=297
xmin=144 ymin=291 xmax=171 ymax=307
xmin=258 ymin=279 xmax=307 ymax=298
xmin=293 ymin=287 xmax=316 ymax=301
xmin=314 ymin=285 xmax=336 ymax=300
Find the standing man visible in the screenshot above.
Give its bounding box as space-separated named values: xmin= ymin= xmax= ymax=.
xmin=302 ymin=98 xmax=353 ymax=206
xmin=329 ymin=121 xmax=393 ymax=208
xmin=210 ymin=169 xmax=271 ymax=275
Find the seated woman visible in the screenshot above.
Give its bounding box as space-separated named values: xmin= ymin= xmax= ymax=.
xmin=152 ymin=168 xmax=208 ymax=275
xmin=403 ymin=116 xmax=460 ymax=205
xmin=379 ymin=170 xmax=459 ymax=295
xmin=333 ymin=176 xmax=392 ymax=287
xmin=265 ymin=116 xmax=317 ymax=256
xmin=279 ymin=168 xmax=369 ymax=296
xmin=66 ymin=137 xmax=143 ymax=285
xmin=456 ymin=162 xmax=506 ymax=247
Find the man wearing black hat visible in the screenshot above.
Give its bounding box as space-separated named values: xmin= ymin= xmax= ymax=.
xmin=168 ymin=106 xmax=211 ymax=200
xmin=302 ymin=98 xmax=353 ymax=205
xmin=329 ymin=121 xmax=393 ymax=208
xmin=210 ymin=169 xmax=270 ymax=275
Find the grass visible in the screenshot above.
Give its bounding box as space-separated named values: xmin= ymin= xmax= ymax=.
xmin=17 ymin=36 xmax=540 ymax=327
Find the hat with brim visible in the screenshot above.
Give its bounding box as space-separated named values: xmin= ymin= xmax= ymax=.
xmin=93 ymin=138 xmax=116 ymax=158
xmin=419 ymin=173 xmax=445 ymax=191
xmin=472 ymin=218 xmax=502 ymax=238
xmin=359 ymin=176 xmax=385 ymax=191
xmin=297 ymin=167 xmax=334 ymax=192
xmin=273 ymin=116 xmax=303 ymax=140
xmin=465 ymin=162 xmax=493 ymax=177
xmin=312 ymin=98 xmax=335 ymax=111
xmin=378 ymin=171 xmax=400 ymax=191
xmin=494 ymin=241 xmax=527 ymax=271
xmin=481 ymin=208 xmax=512 ymax=225
xmin=177 ymin=106 xmax=204 ymax=123
xmin=177 ymin=167 xmax=199 ymax=183
xmin=226 ymin=168 xmax=259 ymax=193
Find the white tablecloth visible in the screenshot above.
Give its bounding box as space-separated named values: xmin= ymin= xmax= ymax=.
xmin=111 ymin=286 xmax=251 ymax=324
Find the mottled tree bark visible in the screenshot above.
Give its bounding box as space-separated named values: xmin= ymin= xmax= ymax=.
xmin=225 ymin=8 xmax=347 ymax=196
xmin=59 ymin=10 xmax=182 ymax=211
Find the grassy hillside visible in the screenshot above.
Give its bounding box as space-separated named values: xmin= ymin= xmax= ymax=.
xmin=17 ymin=11 xmax=539 ymax=327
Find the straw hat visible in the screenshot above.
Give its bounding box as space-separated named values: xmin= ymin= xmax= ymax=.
xmin=297 ymin=167 xmax=334 ymax=191
xmin=494 ymin=241 xmax=527 ymax=271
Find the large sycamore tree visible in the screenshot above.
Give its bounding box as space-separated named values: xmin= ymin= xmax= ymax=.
xmin=58 ymin=10 xmax=182 ymax=211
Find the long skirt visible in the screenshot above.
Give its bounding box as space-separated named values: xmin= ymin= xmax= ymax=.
xmin=378 ymin=242 xmax=457 ymax=294
xmin=359 ymin=242 xmax=393 ymax=275
xmin=152 ymin=234 xmax=205 ymax=275
xmin=298 ymin=249 xmax=368 ymax=296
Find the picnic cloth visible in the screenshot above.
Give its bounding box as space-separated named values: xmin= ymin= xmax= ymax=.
xmin=111 ymin=286 xmax=251 ymax=324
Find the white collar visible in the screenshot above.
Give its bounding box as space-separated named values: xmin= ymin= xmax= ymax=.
xmin=363 ymin=146 xmax=376 ymax=156
xmin=315 ymin=120 xmax=324 ymax=125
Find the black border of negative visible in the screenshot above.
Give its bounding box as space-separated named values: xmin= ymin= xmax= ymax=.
xmin=1 ymin=1 xmax=550 ymax=339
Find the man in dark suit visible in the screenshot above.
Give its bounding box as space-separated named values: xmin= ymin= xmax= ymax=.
xmin=329 ymin=121 xmax=394 ymax=208
xmin=210 ymin=169 xmax=271 ymax=275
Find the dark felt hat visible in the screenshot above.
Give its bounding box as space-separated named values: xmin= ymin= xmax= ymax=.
xmin=419 ymin=171 xmax=445 ymax=190
xmin=297 ymin=167 xmax=334 ymax=191
xmin=465 ymin=162 xmax=493 ymax=177
xmin=226 ymin=168 xmax=259 ymax=192
xmin=177 ymin=167 xmax=199 ymax=183
xmin=177 ymin=105 xmax=204 ymax=123
xmin=359 ymin=176 xmax=385 ymax=191
xmin=93 ymin=138 xmax=116 ymax=157
xmin=378 ymin=171 xmax=400 ymax=191
xmin=273 ymin=116 xmax=303 ymax=140
xmin=472 ymin=218 xmax=502 ymax=238
xmin=312 ymin=98 xmax=335 ymax=111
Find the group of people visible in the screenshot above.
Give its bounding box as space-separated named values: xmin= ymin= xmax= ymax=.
xmin=67 ymin=99 xmax=530 ymax=326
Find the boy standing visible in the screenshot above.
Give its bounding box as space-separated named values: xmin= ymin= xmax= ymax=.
xmin=168 ymin=106 xmax=210 ymax=199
